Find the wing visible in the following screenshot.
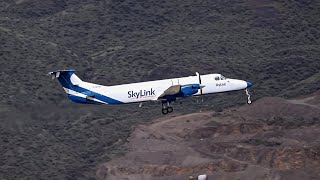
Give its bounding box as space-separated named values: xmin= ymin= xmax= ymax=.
xmin=157 ymin=84 xmax=205 ymax=100
xmin=158 ymin=85 xmax=181 ymax=99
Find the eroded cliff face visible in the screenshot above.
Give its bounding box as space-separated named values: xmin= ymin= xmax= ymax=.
xmin=97 ymin=92 xmax=320 ymax=180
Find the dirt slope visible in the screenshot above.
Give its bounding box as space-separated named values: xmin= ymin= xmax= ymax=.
xmin=97 ymin=92 xmax=320 ymax=180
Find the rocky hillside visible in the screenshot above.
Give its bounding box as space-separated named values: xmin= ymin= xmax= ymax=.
xmin=0 ymin=0 xmax=319 ymax=179
xmin=98 ymin=92 xmax=320 ymax=180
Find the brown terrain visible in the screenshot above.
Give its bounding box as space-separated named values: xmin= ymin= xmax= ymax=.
xmin=97 ymin=91 xmax=320 ymax=180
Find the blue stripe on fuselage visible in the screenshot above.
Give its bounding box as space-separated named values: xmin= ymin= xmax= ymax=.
xmin=67 ymin=86 xmax=123 ymax=104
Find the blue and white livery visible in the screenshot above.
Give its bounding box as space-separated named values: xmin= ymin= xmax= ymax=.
xmin=48 ymin=70 xmax=253 ymax=114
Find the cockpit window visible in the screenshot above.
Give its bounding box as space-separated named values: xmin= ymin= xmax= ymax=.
xmin=215 ymin=76 xmax=220 ymax=80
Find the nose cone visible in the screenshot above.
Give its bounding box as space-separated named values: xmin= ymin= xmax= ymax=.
xmin=247 ymin=82 xmax=253 ymax=88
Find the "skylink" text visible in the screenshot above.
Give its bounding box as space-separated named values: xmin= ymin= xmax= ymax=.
xmin=128 ymin=88 xmax=156 ymax=99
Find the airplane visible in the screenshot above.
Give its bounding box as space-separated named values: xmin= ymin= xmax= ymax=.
xmin=48 ymin=70 xmax=253 ymax=114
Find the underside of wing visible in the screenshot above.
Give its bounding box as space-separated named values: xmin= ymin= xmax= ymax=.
xmin=158 ymin=85 xmax=181 ymax=99
xmin=157 ymin=83 xmax=205 ymax=101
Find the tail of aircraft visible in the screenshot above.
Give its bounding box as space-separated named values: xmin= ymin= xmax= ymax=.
xmin=48 ymin=70 xmax=100 ymax=104
xmin=48 ymin=70 xmax=83 ymax=93
xmin=48 ymin=70 xmax=122 ymax=104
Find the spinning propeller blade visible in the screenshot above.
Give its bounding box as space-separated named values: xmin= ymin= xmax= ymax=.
xmin=196 ymin=72 xmax=204 ymax=102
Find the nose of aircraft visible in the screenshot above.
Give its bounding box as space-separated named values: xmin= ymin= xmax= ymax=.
xmin=247 ymin=82 xmax=253 ymax=88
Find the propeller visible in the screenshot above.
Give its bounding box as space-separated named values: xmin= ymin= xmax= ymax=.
xmin=195 ymin=72 xmax=204 ymax=102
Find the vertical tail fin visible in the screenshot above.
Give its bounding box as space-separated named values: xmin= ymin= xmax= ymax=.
xmin=48 ymin=70 xmax=83 ymax=93
xmin=48 ymin=70 xmax=103 ymax=104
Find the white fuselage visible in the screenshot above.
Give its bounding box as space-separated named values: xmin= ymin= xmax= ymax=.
xmin=70 ymin=74 xmax=249 ymax=104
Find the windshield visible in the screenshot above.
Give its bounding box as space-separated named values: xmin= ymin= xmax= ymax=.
xmin=214 ymin=75 xmax=227 ymax=80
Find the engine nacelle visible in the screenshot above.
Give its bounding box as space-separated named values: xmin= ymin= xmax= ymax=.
xmin=181 ymin=84 xmax=201 ymax=97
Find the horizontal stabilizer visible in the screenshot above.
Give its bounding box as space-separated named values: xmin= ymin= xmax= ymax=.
xmin=48 ymin=69 xmax=83 ymax=89
xmin=48 ymin=70 xmax=76 ymax=79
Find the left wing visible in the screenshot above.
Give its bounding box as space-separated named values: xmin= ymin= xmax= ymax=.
xmin=158 ymin=85 xmax=182 ymax=99
xmin=157 ymin=84 xmax=204 ymax=100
